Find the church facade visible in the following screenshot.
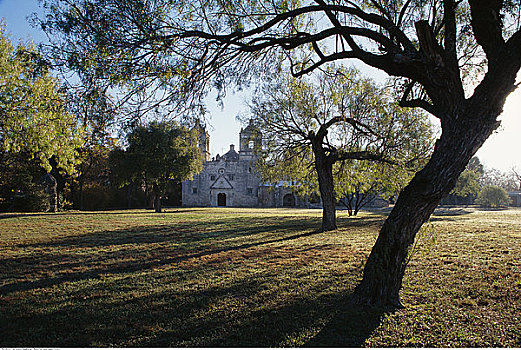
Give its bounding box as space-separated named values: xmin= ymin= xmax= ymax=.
xmin=181 ymin=122 xmax=307 ymax=208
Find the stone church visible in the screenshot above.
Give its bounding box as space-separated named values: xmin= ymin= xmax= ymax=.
xmin=182 ymin=122 xmax=308 ymax=207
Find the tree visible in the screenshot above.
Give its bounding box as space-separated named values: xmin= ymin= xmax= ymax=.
xmin=0 ymin=151 xmax=48 ymax=212
xmin=251 ymin=67 xmax=433 ymax=230
xmin=445 ymin=157 xmax=483 ymax=204
xmin=0 ymin=22 xmax=82 ymax=211
xmin=512 ymin=167 xmax=521 ymax=191
xmin=447 ymin=169 xmax=481 ymax=204
xmin=113 ymin=121 xmax=202 ymax=213
xmin=480 ymin=167 xmax=518 ymax=192
xmin=335 ymin=160 xmax=414 ymax=216
xmin=476 ymin=185 xmax=511 ymax=208
xmin=66 ymin=84 xmax=119 ymax=210
xmin=39 ymin=1 xmax=521 ymax=307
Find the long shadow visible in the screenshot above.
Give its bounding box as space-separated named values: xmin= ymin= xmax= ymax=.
xmin=433 ymin=207 xmax=474 ymax=216
xmin=0 ymin=208 xmax=204 ymax=220
xmin=1 ymin=212 xmax=387 ymax=296
xmin=1 ymin=267 xmax=387 ymax=347
xmin=1 ymin=269 xmax=391 ymax=347
xmin=14 ymin=216 xmax=319 ymax=249
xmin=304 ymin=303 xmax=392 ymax=347
xmin=0 ymin=223 xmax=323 ymax=295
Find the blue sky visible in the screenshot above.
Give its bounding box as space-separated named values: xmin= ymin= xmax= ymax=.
xmin=0 ymin=0 xmax=245 ymax=157
xmin=1 ymin=0 xmax=520 ymax=171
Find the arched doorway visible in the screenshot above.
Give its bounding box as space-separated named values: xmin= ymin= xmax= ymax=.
xmin=217 ymin=193 xmax=227 ymax=206
xmin=283 ymin=193 xmax=295 ymax=207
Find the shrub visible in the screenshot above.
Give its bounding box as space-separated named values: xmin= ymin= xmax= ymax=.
xmin=475 ymin=185 xmax=511 ymax=208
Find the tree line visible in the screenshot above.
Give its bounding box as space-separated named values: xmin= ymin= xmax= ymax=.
xmin=1 ymin=23 xmax=202 ymax=213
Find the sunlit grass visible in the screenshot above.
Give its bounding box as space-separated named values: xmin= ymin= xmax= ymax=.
xmin=0 ymin=207 xmax=520 ymax=346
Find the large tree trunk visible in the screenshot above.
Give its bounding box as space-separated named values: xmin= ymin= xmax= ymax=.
xmin=314 ymin=146 xmax=337 ymax=231
xmin=349 ymin=105 xmax=501 ymax=307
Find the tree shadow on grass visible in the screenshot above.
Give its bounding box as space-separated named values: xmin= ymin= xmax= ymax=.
xmin=0 ymin=220 xmax=323 ymax=295
xmin=304 ymin=303 xmax=391 ymax=347
xmin=433 ymin=207 xmax=474 ymax=216
xmin=0 ymin=212 xmax=393 ymax=347
xmin=1 ymin=213 xmax=386 ymax=296
xmin=1 ymin=270 xmax=388 ymax=347
xmin=0 ymin=208 xmax=210 ymax=220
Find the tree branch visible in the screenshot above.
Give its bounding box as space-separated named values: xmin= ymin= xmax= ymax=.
xmin=469 ymin=0 xmax=505 ymax=64
xmin=333 ymin=150 xmax=397 ymax=165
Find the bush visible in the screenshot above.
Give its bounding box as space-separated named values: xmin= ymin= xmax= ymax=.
xmin=475 ymin=185 xmax=511 ymax=208
xmin=8 ymin=187 xmax=49 ymax=212
xmin=0 ymin=170 xmax=49 ymax=212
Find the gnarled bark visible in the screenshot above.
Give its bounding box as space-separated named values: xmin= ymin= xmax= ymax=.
xmin=349 ymin=101 xmax=502 ymax=307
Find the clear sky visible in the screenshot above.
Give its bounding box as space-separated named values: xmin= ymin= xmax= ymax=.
xmin=1 ymin=0 xmax=520 ymax=172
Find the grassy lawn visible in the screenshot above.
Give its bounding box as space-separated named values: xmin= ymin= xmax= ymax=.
xmin=0 ymin=207 xmax=520 ymax=347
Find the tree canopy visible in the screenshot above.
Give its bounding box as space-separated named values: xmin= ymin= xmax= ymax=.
xmin=476 ymin=185 xmax=511 ymax=208
xmin=112 ymin=121 xmax=202 ymax=212
xmin=0 ymin=22 xmax=82 ymax=174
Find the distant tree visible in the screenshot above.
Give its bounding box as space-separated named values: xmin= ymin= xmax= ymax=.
xmin=335 ymin=160 xmax=415 ymax=216
xmin=511 ymin=167 xmax=521 ymax=191
xmin=66 ymin=84 xmax=119 ymax=209
xmin=480 ymin=168 xmax=518 ymax=192
xmin=113 ymin=121 xmax=202 ymax=213
xmin=69 ymin=138 xmax=127 ymax=210
xmin=251 ymin=67 xmax=433 ymax=229
xmin=448 ymin=169 xmax=481 ymax=204
xmin=0 ymin=152 xmax=48 ymax=212
xmin=467 ymin=157 xmax=485 ymax=177
xmin=476 ymin=185 xmax=511 ymax=208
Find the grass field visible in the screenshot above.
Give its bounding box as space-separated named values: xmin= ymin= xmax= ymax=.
xmin=1 ymin=207 xmax=520 ymax=347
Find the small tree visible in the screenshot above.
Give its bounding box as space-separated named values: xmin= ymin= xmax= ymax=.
xmin=252 ymin=67 xmax=433 ymax=229
xmin=480 ymin=168 xmax=518 ymax=192
xmin=113 ymin=121 xmax=202 ymax=213
xmin=447 ymin=169 xmax=481 ymax=205
xmin=510 ymin=167 xmax=521 ymax=191
xmin=336 ymin=160 xmax=414 ymax=216
xmin=476 ymin=185 xmax=511 ymax=208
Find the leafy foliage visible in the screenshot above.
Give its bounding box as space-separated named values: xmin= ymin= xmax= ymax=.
xmin=475 ymin=185 xmax=511 ymax=208
xmin=251 ymin=67 xmax=434 ymax=218
xmin=0 ymin=22 xmax=82 ymax=174
xmin=449 ymin=169 xmax=481 ymax=200
xmin=111 ymin=121 xmax=202 ymax=211
xmin=0 ymin=152 xmax=48 ymax=212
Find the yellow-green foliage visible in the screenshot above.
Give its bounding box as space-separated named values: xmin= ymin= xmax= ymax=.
xmin=0 ymin=22 xmax=83 ymax=174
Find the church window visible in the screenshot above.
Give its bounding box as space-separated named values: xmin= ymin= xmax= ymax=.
xmin=228 ymin=174 xmax=234 ymax=181
xmin=192 ymin=187 xmax=198 ymax=194
xmin=210 ymin=175 xmax=216 ymax=181
xmin=248 ymin=140 xmax=255 ymax=149
xmin=247 ymin=188 xmax=253 ymax=195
